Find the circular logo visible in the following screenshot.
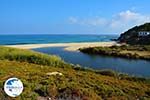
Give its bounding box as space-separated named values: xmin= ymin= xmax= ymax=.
xmin=4 ymin=77 xmax=23 ymax=97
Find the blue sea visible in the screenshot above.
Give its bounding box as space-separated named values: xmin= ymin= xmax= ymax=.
xmin=0 ymin=34 xmax=118 ymax=45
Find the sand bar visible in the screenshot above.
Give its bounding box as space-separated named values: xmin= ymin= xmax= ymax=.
xmin=4 ymin=42 xmax=119 ymax=51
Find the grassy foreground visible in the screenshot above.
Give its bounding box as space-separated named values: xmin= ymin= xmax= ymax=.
xmin=0 ymin=46 xmax=150 ymax=100
xmin=79 ymin=45 xmax=150 ymax=60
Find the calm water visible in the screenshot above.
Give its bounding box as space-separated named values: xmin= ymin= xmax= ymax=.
xmin=33 ymin=47 xmax=150 ymax=77
xmin=0 ymin=34 xmax=117 ymax=45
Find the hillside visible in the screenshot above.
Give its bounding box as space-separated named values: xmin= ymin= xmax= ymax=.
xmin=118 ymin=23 xmax=150 ymax=45
xmin=0 ymin=46 xmax=150 ymax=100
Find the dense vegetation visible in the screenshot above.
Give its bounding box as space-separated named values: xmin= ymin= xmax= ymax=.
xmin=0 ymin=46 xmax=68 ymax=67
xmin=79 ymin=45 xmax=150 ymax=60
xmin=118 ymin=23 xmax=150 ymax=45
xmin=0 ymin=46 xmax=150 ymax=100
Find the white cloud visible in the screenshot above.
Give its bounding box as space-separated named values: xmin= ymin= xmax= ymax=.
xmin=69 ymin=16 xmax=107 ymax=26
xmin=68 ymin=10 xmax=150 ymax=33
xmin=68 ymin=17 xmax=78 ymax=24
xmin=110 ymin=10 xmax=150 ymax=31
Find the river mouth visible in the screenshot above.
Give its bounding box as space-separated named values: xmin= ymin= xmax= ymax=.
xmin=32 ymin=47 xmax=150 ymax=78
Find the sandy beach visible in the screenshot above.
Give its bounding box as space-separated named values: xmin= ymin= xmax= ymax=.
xmin=4 ymin=41 xmax=119 ymax=51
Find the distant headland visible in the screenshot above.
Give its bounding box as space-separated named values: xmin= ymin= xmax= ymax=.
xmin=117 ymin=23 xmax=150 ymax=45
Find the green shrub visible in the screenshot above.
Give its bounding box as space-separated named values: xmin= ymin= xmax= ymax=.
xmin=96 ymin=70 xmax=117 ymax=77
xmin=0 ymin=46 xmax=66 ymax=67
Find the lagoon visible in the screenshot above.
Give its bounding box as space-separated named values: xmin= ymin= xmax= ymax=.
xmin=33 ymin=47 xmax=150 ymax=77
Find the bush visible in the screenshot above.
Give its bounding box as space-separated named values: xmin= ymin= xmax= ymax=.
xmin=0 ymin=46 xmax=66 ymax=67
xmin=96 ymin=70 xmax=117 ymax=77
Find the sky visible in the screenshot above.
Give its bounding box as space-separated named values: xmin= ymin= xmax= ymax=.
xmin=0 ymin=0 xmax=150 ymax=35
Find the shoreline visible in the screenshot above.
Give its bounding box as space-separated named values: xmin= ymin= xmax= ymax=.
xmin=3 ymin=41 xmax=119 ymax=51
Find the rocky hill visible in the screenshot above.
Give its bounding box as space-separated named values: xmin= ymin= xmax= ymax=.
xmin=117 ymin=23 xmax=150 ymax=45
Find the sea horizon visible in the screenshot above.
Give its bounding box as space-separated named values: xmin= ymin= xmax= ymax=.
xmin=0 ymin=34 xmax=118 ymax=45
